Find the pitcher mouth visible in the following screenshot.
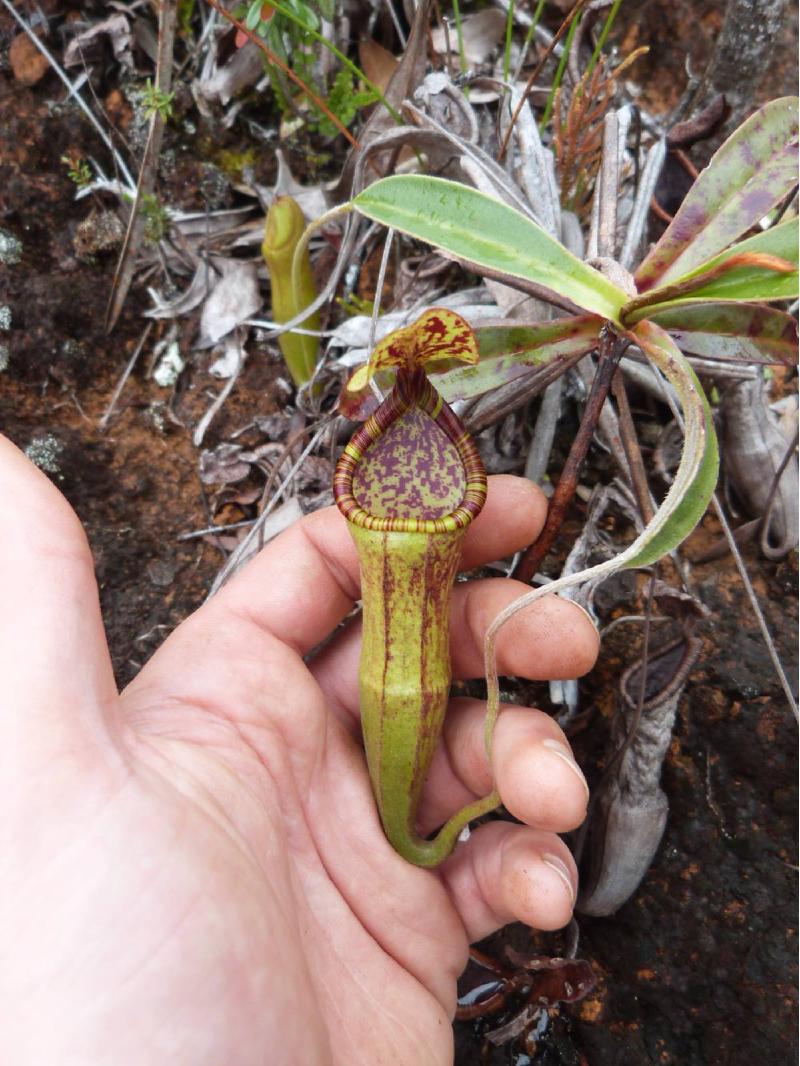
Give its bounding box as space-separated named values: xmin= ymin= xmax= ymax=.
xmin=334 ymin=368 xmax=487 ymax=534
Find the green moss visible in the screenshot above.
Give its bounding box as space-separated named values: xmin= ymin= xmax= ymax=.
xmin=214 ymin=147 xmax=259 ymax=180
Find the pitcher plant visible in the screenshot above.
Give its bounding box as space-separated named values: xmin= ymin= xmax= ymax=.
xmin=333 ymin=309 xmax=501 ymax=867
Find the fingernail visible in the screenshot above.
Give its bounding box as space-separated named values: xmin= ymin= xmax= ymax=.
xmin=542 ymin=738 xmax=590 ymax=799
xmin=571 ymin=600 xmax=599 ymax=633
xmin=541 ymin=852 xmax=576 ymax=906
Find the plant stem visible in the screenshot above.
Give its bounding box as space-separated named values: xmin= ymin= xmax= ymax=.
xmin=539 ymin=10 xmax=581 ymax=132
xmin=513 ymin=0 xmax=547 ymax=82
xmin=585 ymin=0 xmax=623 ymax=80
xmin=267 ymin=0 xmax=404 ymax=126
xmin=502 ymin=0 xmax=515 ymax=83
xmin=451 ymin=0 xmax=468 ymax=74
xmin=203 ymin=0 xmax=360 ymax=147
xmin=105 ymin=0 xmax=177 ymax=331
xmin=513 ymin=327 xmax=626 ymax=583
xmin=612 ymin=369 xmax=655 ymax=523
xmin=499 ymin=0 xmax=591 ymax=162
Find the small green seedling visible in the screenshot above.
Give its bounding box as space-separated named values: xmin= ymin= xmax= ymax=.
xmin=141 ymin=79 xmax=175 ymax=122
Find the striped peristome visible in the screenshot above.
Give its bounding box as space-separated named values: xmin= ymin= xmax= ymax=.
xmin=334 ymin=367 xmax=487 ymax=534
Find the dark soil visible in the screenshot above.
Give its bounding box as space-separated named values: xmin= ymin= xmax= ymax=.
xmin=451 ymin=522 xmax=798 ymax=1066
xmin=1 ymin=6 xmax=797 ymax=1065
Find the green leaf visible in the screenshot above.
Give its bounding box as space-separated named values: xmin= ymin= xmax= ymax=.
xmin=482 ymin=321 xmax=719 ymax=772
xmin=439 ymin=316 xmax=603 ymax=402
xmin=636 ymin=97 xmax=799 ymax=292
xmin=352 ymin=176 xmax=627 ymax=321
xmin=624 ymin=321 xmax=719 ymax=566
xmin=649 ymin=302 xmax=798 ymax=365
xmin=626 ymin=219 xmax=798 ymax=320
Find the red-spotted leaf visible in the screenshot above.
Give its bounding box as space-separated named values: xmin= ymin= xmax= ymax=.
xmin=650 ymin=302 xmax=798 ymax=365
xmin=636 ymin=96 xmax=799 ymax=292
xmin=343 ymin=307 xmax=479 ymax=412
xmin=435 ymin=315 xmax=602 ymax=403
xmin=624 ymin=218 xmax=799 ymax=323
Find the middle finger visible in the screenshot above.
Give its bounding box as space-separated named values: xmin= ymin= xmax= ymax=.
xmin=311 ymin=577 xmax=599 ymax=721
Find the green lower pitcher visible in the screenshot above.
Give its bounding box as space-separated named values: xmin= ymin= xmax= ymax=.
xmin=334 ymin=366 xmax=501 ymax=866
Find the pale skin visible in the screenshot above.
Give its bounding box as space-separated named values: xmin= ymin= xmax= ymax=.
xmin=0 ymin=434 xmax=599 ymax=1066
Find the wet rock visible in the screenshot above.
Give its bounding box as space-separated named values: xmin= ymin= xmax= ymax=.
xmin=24 ymin=433 xmax=63 ymax=474
xmin=73 ymin=209 xmax=125 ymax=260
xmin=0 ymin=229 xmax=22 ymax=265
xmin=146 ymin=559 xmax=176 ymax=587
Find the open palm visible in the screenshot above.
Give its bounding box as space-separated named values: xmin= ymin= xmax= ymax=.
xmin=0 ymin=435 xmax=598 ymax=1065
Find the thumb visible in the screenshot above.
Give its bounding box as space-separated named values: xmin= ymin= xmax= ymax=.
xmin=0 ymin=435 xmax=119 ymax=777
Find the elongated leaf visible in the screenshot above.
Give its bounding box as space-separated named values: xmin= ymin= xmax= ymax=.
xmin=636 ymin=97 xmax=799 ymax=291
xmin=352 ymin=175 xmax=627 ymax=321
xmin=624 ymin=321 xmax=719 ymax=565
xmin=650 ymin=302 xmax=798 ymax=364
xmin=439 ymin=316 xmax=603 ymax=402
xmin=625 ymin=219 xmax=799 ymax=321
xmin=482 ymin=320 xmax=719 ymax=764
xmin=338 ymin=315 xmax=603 ymax=420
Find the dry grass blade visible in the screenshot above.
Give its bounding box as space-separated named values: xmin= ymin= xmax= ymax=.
xmin=0 ymin=0 xmax=135 ymax=191
xmin=105 ymin=0 xmax=178 ymax=332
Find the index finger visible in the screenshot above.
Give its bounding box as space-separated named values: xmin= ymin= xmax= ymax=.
xmin=209 ymin=474 xmax=547 ymax=657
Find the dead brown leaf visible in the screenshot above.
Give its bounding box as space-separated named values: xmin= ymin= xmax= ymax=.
xmin=358 ymin=38 xmax=399 ymax=94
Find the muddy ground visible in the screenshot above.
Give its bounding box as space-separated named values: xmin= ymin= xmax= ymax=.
xmin=0 ymin=4 xmax=797 ymax=1064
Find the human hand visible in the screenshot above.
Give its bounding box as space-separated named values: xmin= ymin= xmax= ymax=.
xmin=0 ymin=434 xmax=598 ymax=1066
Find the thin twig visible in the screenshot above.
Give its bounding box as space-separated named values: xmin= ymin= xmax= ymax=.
xmin=463 ymin=351 xmax=586 ymax=435
xmin=178 ymin=517 xmax=256 ymax=541
xmin=612 ymin=369 xmax=655 ymax=522
xmin=498 ymin=0 xmax=591 ymax=163
xmin=257 ymin=423 xmax=316 ymax=511
xmin=513 ymin=328 xmax=627 ymax=583
xmin=711 ymin=494 xmax=798 ymax=718
xmin=105 ymin=0 xmax=178 ymax=331
xmin=575 ymin=354 xmax=630 ymax=484
xmin=98 ymin=323 xmax=154 ymax=431
xmin=0 ymin=0 xmax=135 ymax=191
